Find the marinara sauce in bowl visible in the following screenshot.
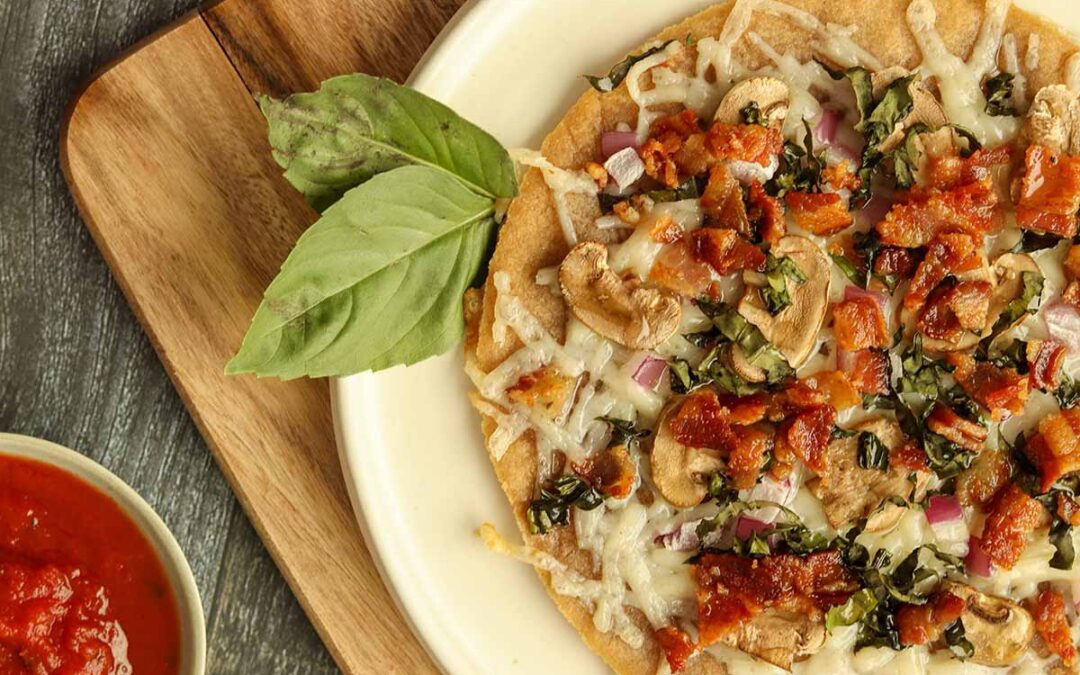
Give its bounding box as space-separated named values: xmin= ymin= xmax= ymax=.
xmin=0 ymin=433 xmax=205 ymax=674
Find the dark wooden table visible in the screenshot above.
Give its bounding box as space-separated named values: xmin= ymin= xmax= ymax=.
xmin=0 ymin=1 xmax=338 ymax=672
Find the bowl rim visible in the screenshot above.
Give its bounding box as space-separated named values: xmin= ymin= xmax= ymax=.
xmin=0 ymin=432 xmax=207 ymax=675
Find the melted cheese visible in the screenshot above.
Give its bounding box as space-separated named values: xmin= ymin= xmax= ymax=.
xmin=905 ymin=0 xmax=1019 ymax=145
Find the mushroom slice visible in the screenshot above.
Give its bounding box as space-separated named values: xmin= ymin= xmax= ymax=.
xmin=1026 ymin=84 xmax=1080 ymax=155
xmin=943 ymin=581 xmax=1035 ymax=667
xmin=714 ymin=77 xmax=790 ymax=130
xmin=738 ymin=236 xmax=830 ymax=368
xmin=980 ymin=252 xmax=1044 ymax=355
xmin=719 ymin=608 xmax=827 ymax=670
xmin=651 ymin=398 xmax=723 ymax=508
xmin=722 ymin=343 xmax=767 ymax=383
xmin=870 ymin=68 xmax=949 ymax=154
xmin=807 ymin=418 xmax=930 ymax=532
xmin=559 ymin=242 xmax=681 ymax=350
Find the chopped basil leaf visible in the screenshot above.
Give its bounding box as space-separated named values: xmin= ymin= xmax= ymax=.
xmin=597 ymin=416 xmax=650 ymax=447
xmin=585 ymin=41 xmax=674 ymax=93
xmin=647 ymin=176 xmax=702 ymax=203
xmin=832 ymin=425 xmax=859 ymax=440
xmin=707 ymin=473 xmax=739 ymax=504
xmin=898 ymin=335 xmax=954 ymax=398
xmin=831 ymin=253 xmax=866 ymax=287
xmin=761 ymin=254 xmax=808 ymax=314
xmin=1056 ymin=375 xmax=1080 ymax=410
xmin=827 ymin=589 xmax=879 ymax=633
xmin=945 ymin=386 xmax=987 ymax=424
xmin=862 ymin=393 xmax=897 ymax=411
xmin=765 ymin=120 xmax=827 ymax=197
xmin=857 ymin=432 xmax=890 ymax=471
xmin=1013 ymin=230 xmax=1064 ymax=253
xmin=892 ymin=123 xmax=930 ymax=189
xmin=984 ymin=71 xmax=1017 ymax=117
xmin=945 ymin=620 xmax=975 ymax=659
xmin=1000 ymin=271 xmax=1045 ymax=327
xmin=1050 ymin=519 xmax=1076 ymax=570
xmin=740 ymin=101 xmax=767 ymax=126
xmin=683 ymin=329 xmax=718 ymax=348
xmin=527 ymin=475 xmax=603 ymax=534
xmin=948 ymin=125 xmax=982 ymax=157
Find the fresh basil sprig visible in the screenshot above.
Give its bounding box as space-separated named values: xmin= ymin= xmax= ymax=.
xmin=585 ymin=41 xmax=674 ymax=93
xmin=229 ymin=75 xmax=519 ymax=379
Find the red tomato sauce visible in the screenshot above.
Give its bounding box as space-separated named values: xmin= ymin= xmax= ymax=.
xmin=0 ymin=455 xmax=182 ymax=675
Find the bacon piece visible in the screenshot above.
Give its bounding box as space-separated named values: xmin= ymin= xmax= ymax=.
xmin=1025 ymin=408 xmax=1080 ymax=491
xmin=927 ymin=145 xmax=1013 ymax=190
xmin=951 ymin=353 xmax=1029 ymax=421
xmin=917 ymin=279 xmax=993 ymax=343
xmin=701 ymin=164 xmax=751 ymax=235
xmin=669 ymin=389 xmax=738 ymax=448
xmin=640 ymin=110 xmax=703 ymax=188
xmin=668 ymin=390 xmax=771 ymax=488
xmin=507 ymin=367 xmax=577 ymax=419
xmin=842 ymin=349 xmax=892 ymax=395
xmin=891 ymin=441 xmax=931 ymax=472
xmin=980 ymin=483 xmax=1048 ymax=570
xmin=574 ymin=445 xmax=636 ymax=499
xmin=782 ymin=371 xmax=860 ymax=411
xmin=705 ymin=122 xmax=783 ymax=166
xmin=1028 ymin=589 xmax=1078 ymax=667
xmin=690 ymin=228 xmax=767 ymax=276
xmin=897 ymin=591 xmax=967 ymax=646
xmin=877 ymin=178 xmax=1002 ymax=248
xmin=874 ymin=246 xmax=921 ymax=281
xmin=694 ymin=550 xmax=858 ymax=647
xmin=822 ymin=160 xmax=861 ymax=192
xmin=1027 ymin=340 xmax=1067 ymax=391
xmin=648 ymin=214 xmax=683 ymax=244
xmin=672 ymin=132 xmax=714 ymax=177
xmin=655 ymin=626 xmax=696 ymax=673
xmin=650 ymin=239 xmax=718 ymax=299
xmin=747 ymin=181 xmax=786 ymax=245
xmin=926 ymin=403 xmax=988 ymax=453
xmin=956 ymin=449 xmax=1012 ymax=507
xmin=833 ymin=296 xmax=890 ymax=351
xmin=1015 ymin=145 xmax=1080 ymax=237
xmin=1064 ymin=281 xmax=1080 ymax=311
xmin=1066 ymin=245 xmax=1080 ymax=281
xmin=905 ymin=233 xmax=981 ymax=313
xmin=728 ymin=426 xmax=775 ymax=489
xmin=777 ymin=404 xmax=836 ymax=473
xmin=785 ymin=191 xmax=853 ymax=236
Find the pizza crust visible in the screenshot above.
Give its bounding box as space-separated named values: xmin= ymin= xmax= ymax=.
xmin=465 ymin=2 xmax=1080 ymax=672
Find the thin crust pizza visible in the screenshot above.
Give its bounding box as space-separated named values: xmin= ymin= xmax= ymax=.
xmin=464 ymin=1 xmax=1080 ymax=672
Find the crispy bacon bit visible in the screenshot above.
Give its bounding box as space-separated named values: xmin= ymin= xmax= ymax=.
xmin=1057 ymin=492 xmax=1080 ymax=526
xmin=1015 ymin=145 xmax=1080 ymax=237
xmin=673 ymin=132 xmax=714 ymax=178
xmin=917 ymin=279 xmax=993 ymax=342
xmin=1025 ymin=408 xmax=1080 ymax=492
xmin=641 ymin=139 xmax=680 ymax=188
xmin=584 ymin=161 xmax=608 ymax=189
xmin=727 ymin=426 xmax=775 ymax=490
xmin=1064 ymin=281 xmax=1080 ymax=311
xmin=655 ymin=626 xmax=696 ymax=673
xmin=1028 ymin=589 xmax=1078 ymax=667
xmin=649 ymin=214 xmax=683 ymax=244
xmin=1066 ymin=245 xmax=1080 ymax=281
xmin=874 ymin=246 xmax=921 ymax=281
xmin=927 ymin=145 xmax=1013 ymax=190
xmin=877 ymin=178 xmax=1002 ymax=248
xmin=843 ymin=349 xmax=892 ymax=395
xmin=1027 ymin=340 xmax=1067 ymax=391
xmin=694 ymin=551 xmax=858 ymax=647
xmin=980 ymin=483 xmax=1048 ymax=570
xmin=650 ymin=239 xmax=718 ymax=299
xmin=897 ymin=591 xmax=967 ymax=646
xmin=668 ymin=390 xmax=772 ymax=489
xmin=891 ymin=442 xmax=930 ymax=472
xmin=951 ymin=353 xmax=1029 ymax=421
xmin=747 ymin=181 xmax=786 ymax=245
xmin=785 ymin=191 xmax=853 ymax=236
xmin=778 ymin=404 xmax=836 ymax=473
xmin=507 ymin=367 xmax=576 ymax=418
xmin=670 ymin=389 xmax=737 ymax=449
xmin=612 ymin=200 xmax=642 ymax=224
xmin=640 ymin=111 xmax=702 ymax=188
xmin=782 ymin=371 xmax=861 ymax=411
xmin=833 ymin=296 xmax=890 ymax=351
xmin=690 ymin=228 xmax=767 ymax=276
xmin=574 ymin=445 xmax=636 ymax=499
xmin=822 ymin=160 xmax=861 ymax=192
xmin=926 ymin=404 xmax=987 ymax=453
xmin=956 ymin=449 xmax=1012 ymax=507
xmin=705 ymin=123 xmax=783 ymax=167
xmin=701 ymin=164 xmax=751 ymax=236
xmin=905 ymin=233 xmax=981 ymax=313
xmin=652 ymin=109 xmax=701 ymax=139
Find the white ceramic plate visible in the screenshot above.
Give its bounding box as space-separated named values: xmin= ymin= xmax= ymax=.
xmin=333 ymin=2 xmax=1080 ymax=673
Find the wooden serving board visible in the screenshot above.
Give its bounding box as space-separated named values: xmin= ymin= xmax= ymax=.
xmin=61 ymin=1 xmax=466 ymax=672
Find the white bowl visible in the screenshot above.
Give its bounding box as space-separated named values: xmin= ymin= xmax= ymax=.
xmin=0 ymin=432 xmax=206 ymax=675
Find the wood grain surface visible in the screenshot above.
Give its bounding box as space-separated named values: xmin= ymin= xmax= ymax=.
xmin=59 ymin=0 xmax=467 ymax=672
xmin=0 ymin=0 xmax=336 ymax=673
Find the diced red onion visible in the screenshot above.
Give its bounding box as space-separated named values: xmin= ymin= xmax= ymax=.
xmin=814 ymin=108 xmax=841 ymax=145
xmin=745 ymin=472 xmax=800 ymax=524
xmin=844 ymin=284 xmax=890 ymax=317
xmin=965 ymin=536 xmax=994 ymax=577
xmin=925 ymin=495 xmax=963 ymax=524
xmin=601 ymin=131 xmax=639 ymax=159
xmin=1044 ymin=302 xmax=1080 ymax=353
xmin=604 ymin=147 xmax=645 ymax=189
xmin=735 ymin=515 xmax=772 ymax=540
xmin=655 ymin=520 xmax=701 ymax=551
xmin=632 ymin=354 xmax=668 ymax=390
xmin=856 ymin=194 xmax=893 ymax=227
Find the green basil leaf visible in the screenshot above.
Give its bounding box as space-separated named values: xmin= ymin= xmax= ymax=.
xmin=858 ymin=432 xmax=890 ymax=471
xmin=945 ymin=619 xmax=975 ymax=660
xmin=846 ymin=67 xmax=875 ymax=133
xmin=227 ymin=166 xmax=496 ymax=378
xmin=741 ymin=101 xmax=768 ymax=126
xmin=1050 ymin=520 xmax=1076 ymax=570
xmin=597 ymin=416 xmax=651 ymax=447
xmin=984 ymin=71 xmax=1017 ymax=117
xmin=527 ymin=475 xmax=603 ymax=534
xmin=826 ymin=588 xmax=878 ymax=632
xmin=260 ymin=74 xmax=517 ymax=211
xmin=585 ymin=41 xmax=673 ymax=93
xmin=1056 ymin=375 xmax=1080 ymax=410
xmin=831 ymin=254 xmax=866 ymax=287
xmin=762 ymin=254 xmax=807 ymax=314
